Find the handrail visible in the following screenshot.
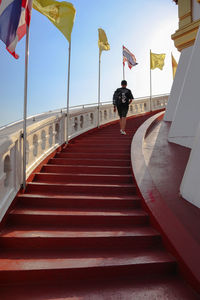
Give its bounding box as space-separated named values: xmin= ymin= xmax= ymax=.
xmin=0 ymin=93 xmax=169 ymax=131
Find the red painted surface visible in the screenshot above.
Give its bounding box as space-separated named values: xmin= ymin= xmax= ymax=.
xmin=0 ymin=111 xmax=198 ymax=298
xmin=132 ymin=112 xmax=200 ymax=294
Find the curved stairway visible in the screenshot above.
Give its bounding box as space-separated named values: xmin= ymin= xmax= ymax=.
xmin=0 ymin=114 xmax=198 ymax=299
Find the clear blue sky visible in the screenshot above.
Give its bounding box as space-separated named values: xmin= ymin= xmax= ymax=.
xmin=0 ymin=0 xmax=179 ymax=127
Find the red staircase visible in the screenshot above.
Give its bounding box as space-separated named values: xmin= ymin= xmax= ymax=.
xmin=0 ymin=114 xmax=198 ymax=299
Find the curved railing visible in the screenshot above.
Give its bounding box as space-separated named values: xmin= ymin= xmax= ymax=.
xmin=0 ymin=94 xmax=168 ymax=221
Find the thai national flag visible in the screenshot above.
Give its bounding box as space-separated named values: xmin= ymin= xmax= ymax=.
xmin=0 ymin=0 xmax=32 ymax=58
xmin=123 ymin=45 xmax=138 ymax=69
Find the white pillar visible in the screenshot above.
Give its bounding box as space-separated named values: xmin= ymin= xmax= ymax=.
xmin=192 ymin=0 xmax=200 ymax=21
xmin=164 ymin=46 xmax=193 ymax=122
xmin=180 ymin=119 xmax=200 ymax=208
xmin=168 ymin=26 xmax=200 ymax=148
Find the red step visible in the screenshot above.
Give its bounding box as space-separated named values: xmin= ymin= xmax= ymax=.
xmin=8 ymin=208 xmax=148 ymax=227
xmin=33 ymin=173 xmax=133 ymax=184
xmin=25 ymin=182 xmax=137 ymax=196
xmin=71 ymin=140 xmax=131 ymax=146
xmin=72 ymin=137 xmax=132 ymax=144
xmin=67 ymin=143 xmax=131 ymax=148
xmin=85 ymin=132 xmax=134 ymax=137
xmin=0 ymin=226 xmax=161 ymax=250
xmin=16 ymin=194 xmax=141 ymax=209
xmin=48 ymin=158 xmax=131 ymax=167
xmin=0 ymin=248 xmax=176 ymax=285
xmin=55 ymin=151 xmax=130 ymax=160
xmin=64 ymin=146 xmax=130 ymax=154
xmin=41 ymin=164 xmax=131 ymax=175
xmin=0 ymin=275 xmax=198 ymax=300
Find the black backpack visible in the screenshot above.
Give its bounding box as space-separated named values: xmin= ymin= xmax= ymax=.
xmin=115 ymin=89 xmax=129 ymax=105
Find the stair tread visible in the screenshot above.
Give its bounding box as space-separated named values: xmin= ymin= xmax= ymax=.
xmin=0 ymin=276 xmax=198 ymax=300
xmin=55 ymin=155 xmax=131 ymax=160
xmin=67 ymin=145 xmax=130 ymax=148
xmin=50 ymin=158 xmax=131 ymax=162
xmin=27 ymin=182 xmax=135 ymax=188
xmin=34 ymin=172 xmax=132 ymax=178
xmin=1 ymin=226 xmax=159 ymax=238
xmin=44 ymin=164 xmax=131 ymax=169
xmin=18 ymin=194 xmax=140 ymax=200
xmin=10 ymin=208 xmax=147 ymax=217
xmin=0 ymin=248 xmax=175 ymax=271
xmin=66 ymin=144 xmax=131 ymax=147
xmin=58 ymin=150 xmax=130 ymax=153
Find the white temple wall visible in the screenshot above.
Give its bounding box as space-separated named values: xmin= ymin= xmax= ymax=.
xmin=164 ymin=46 xmax=193 ymax=122
xmin=192 ymin=0 xmax=200 ymax=21
xmin=180 ymin=119 xmax=200 ymax=209
xmin=168 ymin=26 xmax=200 ymax=149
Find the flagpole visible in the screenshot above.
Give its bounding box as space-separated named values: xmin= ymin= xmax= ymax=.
xmin=122 ymin=45 xmax=125 ymax=80
xmin=22 ymin=24 xmax=30 ymax=190
xmin=98 ymin=48 xmax=101 ymax=127
xmin=171 ymin=52 xmax=174 ymax=80
xmin=66 ymin=40 xmax=71 ymax=143
xmin=150 ymin=49 xmax=152 ymax=112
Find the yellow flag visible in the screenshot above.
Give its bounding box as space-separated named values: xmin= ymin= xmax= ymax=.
xmin=150 ymin=52 xmax=166 ymax=70
xmin=171 ymin=53 xmax=178 ymax=79
xmin=33 ymin=0 xmax=76 ymax=42
xmin=98 ymin=28 xmax=110 ymax=55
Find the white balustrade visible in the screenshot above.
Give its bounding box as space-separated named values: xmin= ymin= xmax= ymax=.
xmin=0 ymin=94 xmax=168 ymax=222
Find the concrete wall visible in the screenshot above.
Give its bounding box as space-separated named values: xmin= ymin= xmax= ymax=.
xmin=168 ymin=26 xmax=200 ymax=148
xmin=192 ymin=0 xmax=200 ymax=21
xmin=180 ymin=120 xmax=200 ymax=208
xmin=164 ymin=0 xmax=200 ymax=209
xmin=164 ymin=46 xmax=193 ymax=122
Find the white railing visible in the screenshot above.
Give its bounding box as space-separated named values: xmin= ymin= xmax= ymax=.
xmin=0 ymin=94 xmax=168 ymax=222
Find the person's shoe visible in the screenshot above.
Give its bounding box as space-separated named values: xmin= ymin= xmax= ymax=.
xmin=121 ymin=130 xmax=126 ymax=135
